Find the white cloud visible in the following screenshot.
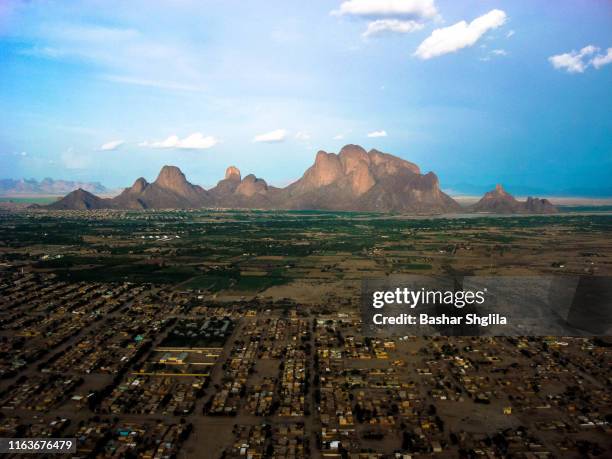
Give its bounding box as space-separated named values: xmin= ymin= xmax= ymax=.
xmin=548 ymin=45 xmax=598 ymax=73
xmin=252 ymin=129 xmax=287 ymax=143
xmin=141 ymin=133 xmax=219 ymax=150
xmin=332 ymin=0 xmax=438 ymax=20
xmin=491 ymin=49 xmax=507 ymax=56
xmin=333 ymin=134 xmax=345 ymax=140
xmin=367 ymin=130 xmax=387 ymax=138
xmin=506 ymin=30 xmax=515 ymax=38
xmin=414 ymin=9 xmax=507 ymax=60
xmin=362 ymin=19 xmax=424 ymax=37
xmin=592 ymin=48 xmax=612 ymax=69
xmin=100 ymin=139 xmax=124 ymax=151
xmin=295 ymin=131 xmax=311 ymax=141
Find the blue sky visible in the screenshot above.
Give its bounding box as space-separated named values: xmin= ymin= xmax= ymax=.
xmin=1 ymin=0 xmax=611 ymax=195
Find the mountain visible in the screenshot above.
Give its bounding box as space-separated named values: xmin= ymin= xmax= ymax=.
xmin=112 ymin=166 xmax=210 ymax=209
xmin=209 ymin=166 xmax=281 ymax=209
xmin=471 ymin=184 xmax=521 ymax=213
xmin=522 ymin=196 xmax=558 ymax=213
xmin=205 ymin=145 xmax=458 ymax=212
xmin=47 ymin=189 xmax=112 ymax=210
xmin=282 ymin=145 xmax=459 ymax=212
xmin=0 ymin=178 xmax=108 ymax=195
xmin=471 ymin=184 xmax=557 ymax=214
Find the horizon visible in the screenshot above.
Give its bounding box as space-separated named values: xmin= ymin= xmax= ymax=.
xmin=1 ymin=1 xmax=612 ymax=196
xmin=5 ymin=156 xmax=612 ymax=203
xmin=3 ymin=147 xmax=612 ymax=199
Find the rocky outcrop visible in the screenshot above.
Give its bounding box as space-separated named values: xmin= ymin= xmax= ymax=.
xmin=282 ymin=145 xmax=459 ymax=212
xmin=236 ymin=174 xmax=269 ymax=198
xmin=471 ymin=184 xmax=558 ymax=214
xmin=523 ymin=196 xmax=558 ymax=214
xmin=209 ymin=166 xmax=243 ymax=200
xmin=111 ymin=166 xmax=210 ymax=209
xmin=210 ymin=167 xmax=279 ymax=208
xmin=471 ymin=184 xmax=521 ymax=213
xmin=224 ymin=166 xmax=241 ymax=181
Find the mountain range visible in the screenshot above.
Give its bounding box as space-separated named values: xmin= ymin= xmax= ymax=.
xmin=45 ymin=144 xmax=557 ymax=214
xmin=0 ymin=178 xmax=108 ymax=196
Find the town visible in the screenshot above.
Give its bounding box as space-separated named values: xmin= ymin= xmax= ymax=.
xmin=0 ymin=208 xmax=610 ymax=457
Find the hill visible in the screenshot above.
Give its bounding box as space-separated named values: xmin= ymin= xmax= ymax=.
xmin=47 ymin=189 xmax=112 ymax=210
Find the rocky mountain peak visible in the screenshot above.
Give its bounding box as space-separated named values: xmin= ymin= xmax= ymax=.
xmin=314 ymin=150 xmax=334 ymax=164
xmin=339 ymin=144 xmax=370 ymax=170
xmin=524 ymin=196 xmax=558 ymax=214
xmin=155 ymin=165 xmax=187 ymax=188
xmin=225 ymin=166 xmax=241 ymax=181
xmin=337 ymin=145 xmax=374 ymax=195
xmin=236 ymin=174 xmax=268 ymax=197
xmin=72 ymin=188 xmax=89 ymax=196
xmin=307 ymin=150 xmax=343 ymax=187
xmin=242 ymin=174 xmax=258 ymax=183
xmin=368 ymin=148 xmax=420 ymax=176
xmin=130 ymin=177 xmax=149 ymax=193
xmin=481 ymin=184 xmax=515 ymax=201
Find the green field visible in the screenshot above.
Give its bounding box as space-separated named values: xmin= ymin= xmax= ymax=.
xmin=1 ymin=209 xmax=611 ymax=294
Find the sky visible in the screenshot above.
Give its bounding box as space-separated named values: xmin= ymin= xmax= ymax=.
xmin=1 ymin=0 xmax=611 ymax=196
